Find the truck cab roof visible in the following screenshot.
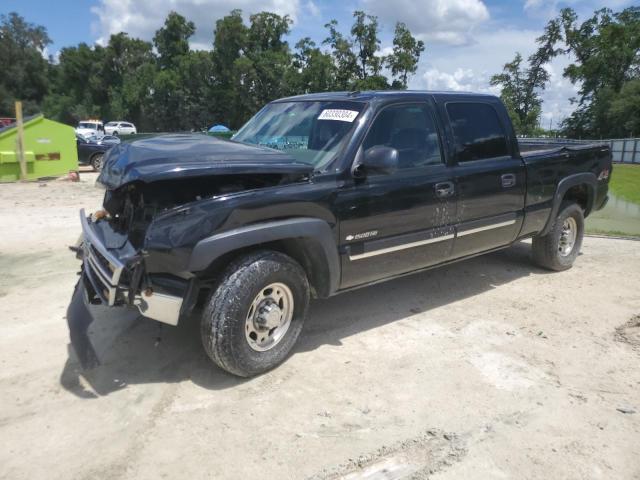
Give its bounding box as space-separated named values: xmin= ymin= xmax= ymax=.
xmin=273 ymin=90 xmax=496 ymax=104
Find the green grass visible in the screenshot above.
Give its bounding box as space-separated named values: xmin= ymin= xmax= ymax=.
xmin=585 ymin=228 xmax=640 ymax=238
xmin=610 ymin=164 xmax=640 ymax=205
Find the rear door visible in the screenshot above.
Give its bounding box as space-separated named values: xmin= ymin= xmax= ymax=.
xmin=337 ymin=100 xmax=457 ymax=288
xmin=442 ymin=100 xmax=526 ymax=257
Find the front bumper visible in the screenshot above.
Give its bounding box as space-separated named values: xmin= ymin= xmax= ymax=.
xmin=79 ymin=209 xmax=184 ymax=323
xmin=80 ymin=209 xmax=127 ymax=306
xmin=67 ymin=209 xmax=186 ymax=369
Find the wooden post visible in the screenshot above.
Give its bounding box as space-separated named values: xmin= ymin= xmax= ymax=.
xmin=15 ymin=101 xmax=27 ymax=181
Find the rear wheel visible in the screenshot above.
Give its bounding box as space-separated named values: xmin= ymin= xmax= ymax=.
xmin=532 ymin=202 xmax=584 ymax=271
xmin=201 ymin=250 xmax=310 ymax=377
xmin=90 ymin=153 xmax=104 ymax=171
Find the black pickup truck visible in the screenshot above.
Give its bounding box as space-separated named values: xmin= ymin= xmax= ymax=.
xmin=68 ymin=91 xmax=611 ymax=377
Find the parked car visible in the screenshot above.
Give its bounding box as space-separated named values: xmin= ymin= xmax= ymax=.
xmin=76 ymin=134 xmax=120 ymax=171
xmin=75 ymin=120 xmax=104 ymax=138
xmin=67 ymin=91 xmax=612 ymax=376
xmin=104 ymin=121 xmax=137 ymax=135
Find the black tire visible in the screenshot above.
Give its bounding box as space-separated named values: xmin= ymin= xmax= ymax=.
xmin=113 ymin=130 xmax=119 ymax=136
xmin=201 ymin=250 xmax=310 ymax=377
xmin=532 ymin=201 xmax=584 ymax=271
xmin=90 ymin=153 xmax=104 ymax=171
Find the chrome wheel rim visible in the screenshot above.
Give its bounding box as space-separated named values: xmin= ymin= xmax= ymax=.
xmin=559 ymin=217 xmax=577 ymax=256
xmin=245 ymin=282 xmax=294 ymax=352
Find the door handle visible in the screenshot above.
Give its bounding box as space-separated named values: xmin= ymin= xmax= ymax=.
xmin=435 ymin=181 xmax=455 ymax=198
xmin=501 ymin=174 xmax=516 ymax=188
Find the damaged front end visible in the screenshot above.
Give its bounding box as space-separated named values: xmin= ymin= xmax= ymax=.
xmin=66 ymin=134 xmax=314 ymax=369
xmin=67 ymin=208 xmax=186 ymax=369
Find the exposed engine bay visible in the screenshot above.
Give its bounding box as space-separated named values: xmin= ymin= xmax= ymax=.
xmin=101 ymin=173 xmax=301 ymax=247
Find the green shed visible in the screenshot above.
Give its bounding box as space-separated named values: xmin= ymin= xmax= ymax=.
xmin=0 ymin=115 xmax=78 ymax=182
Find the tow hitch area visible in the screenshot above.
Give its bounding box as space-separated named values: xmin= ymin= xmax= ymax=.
xmin=66 ymin=278 xmax=99 ymax=369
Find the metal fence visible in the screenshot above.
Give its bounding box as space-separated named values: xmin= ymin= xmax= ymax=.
xmin=519 ymin=137 xmax=640 ymax=163
xmin=608 ymin=138 xmax=640 ymax=164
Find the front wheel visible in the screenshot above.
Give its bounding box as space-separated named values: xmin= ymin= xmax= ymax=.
xmin=201 ymin=250 xmax=310 ymax=377
xmin=532 ymin=202 xmax=584 ymax=271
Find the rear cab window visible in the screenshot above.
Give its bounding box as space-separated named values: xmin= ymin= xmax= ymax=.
xmin=446 ymin=102 xmax=509 ymax=162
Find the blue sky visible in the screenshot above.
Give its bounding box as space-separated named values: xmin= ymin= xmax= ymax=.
xmin=3 ymin=0 xmax=635 ymax=127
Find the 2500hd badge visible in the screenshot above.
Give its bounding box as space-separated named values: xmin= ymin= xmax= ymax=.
xmin=68 ymin=90 xmax=611 ymax=377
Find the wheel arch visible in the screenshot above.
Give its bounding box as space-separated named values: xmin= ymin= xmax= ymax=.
xmin=540 ymin=172 xmax=597 ymax=236
xmin=188 ymin=218 xmax=340 ymax=298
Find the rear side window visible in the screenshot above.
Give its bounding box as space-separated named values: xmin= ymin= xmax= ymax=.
xmin=446 ymin=103 xmax=509 ymax=162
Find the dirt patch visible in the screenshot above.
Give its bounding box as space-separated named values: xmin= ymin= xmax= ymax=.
xmin=309 ymin=430 xmax=466 ymax=480
xmin=615 ymin=315 xmax=640 ymax=352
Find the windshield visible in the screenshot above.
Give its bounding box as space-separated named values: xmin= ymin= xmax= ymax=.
xmin=78 ymin=122 xmax=98 ymax=129
xmin=232 ymin=101 xmax=365 ymax=169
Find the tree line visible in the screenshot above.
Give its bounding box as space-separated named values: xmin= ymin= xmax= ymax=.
xmin=2 ymin=6 xmax=638 ymax=138
xmin=0 ymin=10 xmax=423 ymax=131
xmin=491 ymin=6 xmax=640 ymax=138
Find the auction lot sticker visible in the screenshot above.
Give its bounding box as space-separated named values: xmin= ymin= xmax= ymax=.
xmin=317 ymin=109 xmax=359 ymax=122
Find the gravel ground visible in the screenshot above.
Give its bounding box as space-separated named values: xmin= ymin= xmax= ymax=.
xmin=1 ymin=172 xmax=639 ymax=480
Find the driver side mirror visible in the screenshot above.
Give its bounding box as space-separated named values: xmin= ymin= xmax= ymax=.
xmin=352 ymin=145 xmax=399 ymax=177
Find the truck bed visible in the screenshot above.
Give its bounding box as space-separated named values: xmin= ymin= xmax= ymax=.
xmin=518 ymin=139 xmax=607 ymax=157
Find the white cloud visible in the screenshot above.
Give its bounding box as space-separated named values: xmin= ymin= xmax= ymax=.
xmin=306 ymin=1 xmax=320 ymax=18
xmin=524 ymin=0 xmax=636 ymax=20
xmin=412 ymin=28 xmax=579 ymax=128
xmin=423 ymin=67 xmax=500 ymax=94
xmin=362 ymin=0 xmax=490 ymax=45
xmin=91 ymin=0 xmax=301 ymax=48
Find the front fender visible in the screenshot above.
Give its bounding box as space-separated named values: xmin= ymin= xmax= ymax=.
xmin=188 ymin=217 xmax=340 ymax=295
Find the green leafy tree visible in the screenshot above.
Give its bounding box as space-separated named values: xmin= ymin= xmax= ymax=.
xmin=12 ymin=8 xmax=427 ymax=132
xmin=44 ymin=43 xmax=106 ymax=123
xmin=211 ymin=9 xmax=248 ymax=128
xmin=387 ymin=22 xmax=425 ymax=89
xmin=350 ymin=11 xmax=380 ymax=80
xmin=607 ymin=79 xmax=640 ymax=137
xmin=153 ymin=11 xmax=195 ymax=69
xmin=0 ymin=12 xmax=51 ymax=116
xmin=99 ymin=33 xmax=155 ymax=125
xmin=148 ymin=12 xmax=218 ymax=130
xmin=291 ymin=37 xmax=336 ymax=93
xmin=490 ymin=52 xmax=548 ymax=135
xmin=234 ymin=12 xmax=294 ymax=124
xmin=323 ymin=20 xmax=359 ymax=90
xmin=533 ymin=6 xmax=640 ymax=137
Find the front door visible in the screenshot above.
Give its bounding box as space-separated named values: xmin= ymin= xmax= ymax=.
xmin=337 ymin=102 xmax=457 ymax=289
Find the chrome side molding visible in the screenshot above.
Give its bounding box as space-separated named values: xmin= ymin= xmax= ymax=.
xmin=457 ymin=219 xmax=516 ymax=237
xmin=349 ymin=233 xmax=454 ymax=261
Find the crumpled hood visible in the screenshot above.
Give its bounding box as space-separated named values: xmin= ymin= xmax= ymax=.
xmin=97 ymin=134 xmax=314 ymax=190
